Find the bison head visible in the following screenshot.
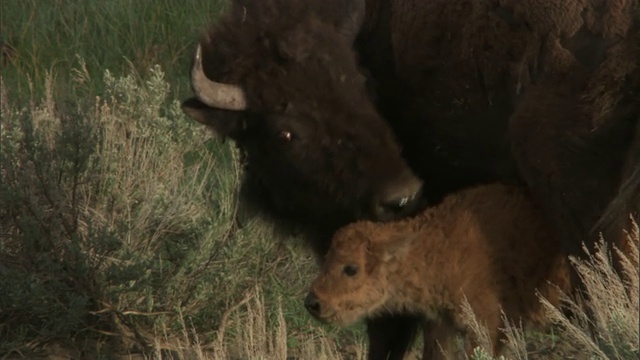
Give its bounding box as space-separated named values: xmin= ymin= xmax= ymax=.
xmin=182 ymin=0 xmax=423 ymax=228
xmin=305 ymin=222 xmax=414 ymax=326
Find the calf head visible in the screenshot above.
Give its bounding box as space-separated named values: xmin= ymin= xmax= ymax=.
xmin=182 ymin=0 xmax=423 ymax=225
xmin=305 ymin=222 xmax=415 ymax=326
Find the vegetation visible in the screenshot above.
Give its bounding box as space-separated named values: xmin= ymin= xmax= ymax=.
xmin=1 ymin=0 xmax=228 ymax=100
xmin=0 ymin=59 xmax=369 ymax=358
xmin=461 ymin=226 xmax=639 ymax=360
xmin=1 ymin=0 xmax=637 ymax=359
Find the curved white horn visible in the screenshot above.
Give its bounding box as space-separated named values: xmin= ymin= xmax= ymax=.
xmin=190 ymin=44 xmax=248 ymax=111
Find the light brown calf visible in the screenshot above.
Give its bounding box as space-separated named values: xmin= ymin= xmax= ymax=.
xmin=305 ymin=183 xmax=571 ymax=358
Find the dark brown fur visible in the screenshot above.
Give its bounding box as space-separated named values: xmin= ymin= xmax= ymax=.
xmin=182 ymin=0 xmax=425 ymax=256
xmin=182 ymin=1 xmax=639 ymax=358
xmin=307 ymin=183 xmax=571 ymax=359
xmin=359 ymin=0 xmax=640 ymax=256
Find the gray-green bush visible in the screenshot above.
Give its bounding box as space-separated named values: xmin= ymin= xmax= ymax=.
xmin=0 ymin=64 xmax=364 ymax=358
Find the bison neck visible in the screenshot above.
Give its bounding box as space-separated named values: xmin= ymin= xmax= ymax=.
xmin=355 ymin=0 xmax=523 ymax=207
xmin=238 ymin=171 xmax=359 ymax=257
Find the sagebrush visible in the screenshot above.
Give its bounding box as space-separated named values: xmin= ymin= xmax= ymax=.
xmin=0 ymin=64 xmax=362 ymax=358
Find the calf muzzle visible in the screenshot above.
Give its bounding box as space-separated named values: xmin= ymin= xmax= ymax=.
xmin=304 ymin=292 xmax=322 ymax=317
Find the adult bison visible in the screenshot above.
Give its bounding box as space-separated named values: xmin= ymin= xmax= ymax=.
xmin=181 ymin=0 xmax=639 ymax=359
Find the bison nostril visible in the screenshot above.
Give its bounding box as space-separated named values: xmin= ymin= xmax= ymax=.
xmin=304 ymin=292 xmax=321 ymax=315
xmin=381 ymin=194 xmax=413 ymax=210
xmin=376 ymin=187 xmax=423 ymax=217
xmin=374 ymin=172 xmax=423 ymax=219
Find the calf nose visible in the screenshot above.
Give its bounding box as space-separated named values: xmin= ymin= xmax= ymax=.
xmin=374 ymin=171 xmax=423 ymax=219
xmin=304 ymin=292 xmax=321 ymax=316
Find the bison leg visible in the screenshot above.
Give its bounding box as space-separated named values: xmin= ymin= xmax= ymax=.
xmin=508 ymin=77 xmax=633 ymax=261
xmin=366 ymin=314 xmax=420 ymax=360
xmin=422 ymin=320 xmax=459 ymax=360
xmin=595 ymin=118 xmax=640 ymax=273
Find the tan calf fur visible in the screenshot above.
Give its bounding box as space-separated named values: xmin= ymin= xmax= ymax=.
xmin=306 ymin=183 xmax=571 ymax=358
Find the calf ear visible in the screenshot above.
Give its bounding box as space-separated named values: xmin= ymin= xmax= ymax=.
xmin=181 ymin=97 xmax=247 ymax=138
xmin=380 ymin=233 xmax=417 ymax=262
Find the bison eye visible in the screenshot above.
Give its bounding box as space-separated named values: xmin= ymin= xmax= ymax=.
xmin=277 ymin=130 xmax=293 ymax=142
xmin=343 ymin=264 xmax=358 ymax=277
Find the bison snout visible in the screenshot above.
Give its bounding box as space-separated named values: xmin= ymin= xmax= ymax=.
xmin=374 ymin=171 xmax=423 ymax=220
xmin=304 ymin=292 xmax=322 ymax=316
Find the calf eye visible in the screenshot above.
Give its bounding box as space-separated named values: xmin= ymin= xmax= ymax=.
xmin=277 ymin=130 xmax=292 ymax=142
xmin=343 ymin=264 xmax=358 ymax=277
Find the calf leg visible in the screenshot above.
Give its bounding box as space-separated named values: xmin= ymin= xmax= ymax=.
xmin=366 ymin=314 xmax=420 ymax=360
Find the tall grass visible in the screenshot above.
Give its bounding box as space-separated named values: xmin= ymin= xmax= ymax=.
xmin=540 ymin=222 xmax=639 ymax=360
xmin=151 ymin=286 xmax=366 ymax=360
xmin=1 ymin=0 xmax=228 ymax=101
xmin=459 ymin=221 xmax=639 ymax=360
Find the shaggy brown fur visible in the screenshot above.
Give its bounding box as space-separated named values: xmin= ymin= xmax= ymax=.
xmin=182 ymin=0 xmax=638 ymax=359
xmin=363 ymin=0 xmax=640 ymax=257
xmin=306 ymin=183 xmax=571 ymax=359
xmin=182 ymin=0 xmax=425 ymax=255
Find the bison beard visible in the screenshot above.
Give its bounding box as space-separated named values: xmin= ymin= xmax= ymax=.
xmin=182 ymin=0 xmax=639 ymax=359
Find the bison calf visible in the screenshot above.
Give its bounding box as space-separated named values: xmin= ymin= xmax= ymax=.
xmin=305 ymin=183 xmax=570 ymax=358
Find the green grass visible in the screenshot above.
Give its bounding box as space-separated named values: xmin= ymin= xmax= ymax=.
xmin=1 ymin=0 xmax=638 ymax=358
xmin=1 ymin=0 xmax=228 ymax=102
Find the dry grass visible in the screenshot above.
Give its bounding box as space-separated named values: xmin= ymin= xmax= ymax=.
xmin=458 ymin=218 xmax=639 ymax=360
xmin=539 ymin=219 xmax=639 ymax=360
xmin=147 ymin=286 xmax=365 ymax=360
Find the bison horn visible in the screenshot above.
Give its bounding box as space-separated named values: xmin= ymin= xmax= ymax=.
xmin=337 ymin=0 xmax=366 ymax=43
xmin=190 ymin=44 xmax=248 ymax=111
